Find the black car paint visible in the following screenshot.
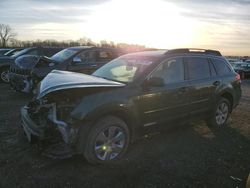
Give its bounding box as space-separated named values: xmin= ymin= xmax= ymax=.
xmin=0 ymin=47 xmax=59 ymax=67
xmin=10 ymin=47 xmax=121 ymax=93
xmin=0 ymin=48 xmax=12 ymax=56
xmin=3 ymin=48 xmax=24 ymax=57
xmin=0 ymin=47 xmax=63 ymax=82
xmin=20 ymin=50 xmax=242 ymax=159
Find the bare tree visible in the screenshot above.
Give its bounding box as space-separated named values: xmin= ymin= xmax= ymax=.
xmin=0 ymin=24 xmax=16 ymax=47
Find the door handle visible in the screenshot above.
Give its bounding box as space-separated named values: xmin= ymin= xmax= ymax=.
xmin=213 ymin=81 xmax=220 ymax=86
xmin=91 ymin=64 xmax=97 ymax=67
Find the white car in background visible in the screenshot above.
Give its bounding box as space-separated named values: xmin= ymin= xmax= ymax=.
xmin=245 ymin=59 xmax=250 ymax=64
xmin=226 ymin=58 xmax=242 ymax=64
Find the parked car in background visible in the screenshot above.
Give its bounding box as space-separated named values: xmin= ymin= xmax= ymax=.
xmin=0 ymin=48 xmax=12 ymax=56
xmin=226 ymin=58 xmax=242 ymax=64
xmin=245 ymin=59 xmax=250 ymax=64
xmin=232 ymin=62 xmax=250 ymax=79
xmin=20 ymin=48 xmax=241 ymax=164
xmin=9 ymin=46 xmax=122 ymax=93
xmin=0 ymin=47 xmax=63 ymax=83
xmin=3 ymin=48 xmax=24 ymax=57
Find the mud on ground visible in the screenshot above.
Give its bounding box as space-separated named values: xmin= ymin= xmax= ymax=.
xmin=0 ymin=81 xmax=249 ymax=188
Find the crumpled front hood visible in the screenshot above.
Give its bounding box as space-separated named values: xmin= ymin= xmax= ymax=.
xmin=15 ymin=55 xmax=40 ymax=69
xmin=38 ymin=70 xmax=125 ymax=98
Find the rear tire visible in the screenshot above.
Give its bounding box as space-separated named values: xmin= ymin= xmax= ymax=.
xmin=78 ymin=116 xmax=130 ymax=165
xmin=207 ymin=97 xmax=231 ymax=127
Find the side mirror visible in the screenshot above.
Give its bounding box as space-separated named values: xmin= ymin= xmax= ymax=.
xmin=72 ymin=56 xmax=82 ymax=65
xmin=144 ymin=77 xmax=165 ymax=87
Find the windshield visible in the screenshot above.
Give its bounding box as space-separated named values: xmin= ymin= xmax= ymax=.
xmin=93 ymin=56 xmax=154 ymax=83
xmin=12 ymin=48 xmax=31 ymax=57
xmin=50 ymin=49 xmax=78 ymax=63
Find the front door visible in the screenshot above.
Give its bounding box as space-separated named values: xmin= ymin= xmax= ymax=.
xmin=139 ymin=57 xmax=190 ymax=127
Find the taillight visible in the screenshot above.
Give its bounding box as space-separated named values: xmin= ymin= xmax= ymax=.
xmin=235 ymin=73 xmax=241 ymax=83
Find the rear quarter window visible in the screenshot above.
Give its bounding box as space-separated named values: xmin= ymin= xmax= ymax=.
xmin=212 ymin=58 xmax=232 ymax=75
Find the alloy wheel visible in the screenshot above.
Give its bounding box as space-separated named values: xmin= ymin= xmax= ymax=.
xmin=1 ymin=70 xmax=9 ymax=83
xmin=215 ymin=102 xmax=229 ymax=126
xmin=94 ymin=126 xmax=126 ymax=161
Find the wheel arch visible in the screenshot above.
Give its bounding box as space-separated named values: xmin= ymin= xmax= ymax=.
xmin=89 ymin=108 xmax=137 ymax=142
xmin=220 ymin=91 xmax=233 ymax=112
xmin=75 ymin=108 xmax=137 ymax=155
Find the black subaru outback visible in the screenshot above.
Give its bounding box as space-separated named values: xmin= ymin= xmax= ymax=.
xmin=20 ymin=48 xmax=241 ymax=164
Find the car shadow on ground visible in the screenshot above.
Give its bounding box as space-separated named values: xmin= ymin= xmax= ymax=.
xmin=3 ymin=121 xmax=247 ymax=188
xmin=0 ymin=82 xmax=250 ymax=188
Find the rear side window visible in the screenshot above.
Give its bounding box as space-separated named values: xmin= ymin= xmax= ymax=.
xmin=186 ymin=57 xmax=210 ymax=80
xmin=97 ymin=51 xmax=114 ymax=60
xmin=44 ymin=48 xmax=62 ymax=57
xmin=26 ymin=49 xmax=40 ymax=56
xmin=74 ymin=51 xmax=97 ymax=64
xmin=212 ymin=58 xmax=231 ymax=75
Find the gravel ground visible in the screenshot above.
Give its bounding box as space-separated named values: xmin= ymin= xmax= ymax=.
xmin=0 ymin=80 xmax=249 ymax=188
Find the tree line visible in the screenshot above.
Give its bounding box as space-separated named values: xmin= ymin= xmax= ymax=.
xmin=0 ymin=23 xmax=149 ymax=53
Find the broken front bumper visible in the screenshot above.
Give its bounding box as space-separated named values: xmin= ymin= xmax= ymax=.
xmin=21 ymin=106 xmax=44 ymax=142
xmin=20 ymin=105 xmax=78 ymax=158
xmin=9 ymin=73 xmax=33 ymax=93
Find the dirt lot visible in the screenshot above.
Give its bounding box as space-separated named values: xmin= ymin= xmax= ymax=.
xmin=0 ymin=81 xmax=249 ymax=188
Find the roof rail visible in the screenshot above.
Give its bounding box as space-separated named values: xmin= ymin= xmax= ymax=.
xmin=165 ymin=48 xmax=222 ymax=56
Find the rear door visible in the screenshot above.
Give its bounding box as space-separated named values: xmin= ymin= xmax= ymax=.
xmin=139 ymin=57 xmax=190 ymax=126
xmin=185 ymin=56 xmax=216 ymax=118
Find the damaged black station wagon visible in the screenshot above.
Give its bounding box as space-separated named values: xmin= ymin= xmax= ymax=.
xmin=21 ymin=49 xmax=241 ymax=164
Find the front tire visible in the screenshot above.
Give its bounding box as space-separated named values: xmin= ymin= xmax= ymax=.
xmin=79 ymin=116 xmax=130 ymax=164
xmin=0 ymin=67 xmax=10 ymax=83
xmin=207 ymin=97 xmax=231 ymax=127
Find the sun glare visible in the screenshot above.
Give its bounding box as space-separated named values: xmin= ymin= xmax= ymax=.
xmin=80 ymin=0 xmax=196 ymax=49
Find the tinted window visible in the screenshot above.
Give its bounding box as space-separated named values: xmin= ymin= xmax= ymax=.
xmin=97 ymin=51 xmax=114 ymax=60
xmin=44 ymin=48 xmax=63 ymax=57
xmin=151 ymin=58 xmax=184 ymax=84
xmin=186 ymin=57 xmax=210 ymax=80
xmin=74 ymin=51 xmax=96 ymax=64
xmin=50 ymin=49 xmax=77 ymax=62
xmin=212 ymin=58 xmax=231 ymax=75
xmin=26 ymin=49 xmax=39 ymax=56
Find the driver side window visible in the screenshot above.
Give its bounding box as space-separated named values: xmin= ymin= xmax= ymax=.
xmin=74 ymin=51 xmax=96 ymax=64
xmin=151 ymin=58 xmax=184 ymax=84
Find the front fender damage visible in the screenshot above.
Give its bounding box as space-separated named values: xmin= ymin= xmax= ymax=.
xmin=23 ymin=86 xmax=123 ymax=159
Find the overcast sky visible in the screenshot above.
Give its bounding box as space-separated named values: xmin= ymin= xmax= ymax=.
xmin=1 ymin=0 xmax=250 ymax=55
